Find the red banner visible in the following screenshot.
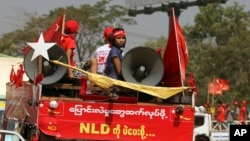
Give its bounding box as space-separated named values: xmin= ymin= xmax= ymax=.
xmin=38 ymin=100 xmax=194 ymax=141
xmin=5 ymin=82 xmax=41 ymax=124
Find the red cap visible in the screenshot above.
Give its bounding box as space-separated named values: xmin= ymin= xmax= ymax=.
xmin=103 ymin=26 xmax=114 ymax=39
xmin=242 ymin=100 xmax=246 ymax=105
xmin=233 ymin=101 xmax=238 ymax=105
xmin=65 ymin=20 xmax=79 ymax=34
xmin=39 ymin=117 xmax=60 ymax=137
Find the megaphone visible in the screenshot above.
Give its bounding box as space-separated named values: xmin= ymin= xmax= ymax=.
xmin=122 ymin=46 xmax=164 ymax=86
xmin=24 ymin=44 xmax=68 ymax=85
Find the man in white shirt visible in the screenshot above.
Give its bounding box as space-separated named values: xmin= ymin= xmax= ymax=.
xmin=89 ymin=26 xmax=120 ymax=99
xmin=90 ymin=26 xmax=114 ymax=74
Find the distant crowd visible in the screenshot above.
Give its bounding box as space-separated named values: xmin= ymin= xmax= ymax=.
xmin=201 ymin=100 xmax=250 ymax=125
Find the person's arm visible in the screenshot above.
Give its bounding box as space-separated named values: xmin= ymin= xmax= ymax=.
xmin=66 ymin=48 xmax=74 ymax=78
xmin=90 ymin=57 xmax=97 ymax=73
xmin=112 ymin=56 xmax=122 ymax=76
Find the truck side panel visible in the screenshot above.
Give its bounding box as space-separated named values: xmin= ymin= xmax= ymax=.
xmin=38 ymin=100 xmax=195 ymax=141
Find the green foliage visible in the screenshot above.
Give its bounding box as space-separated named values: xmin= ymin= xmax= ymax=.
xmin=142 ymin=2 xmax=250 ymax=106
xmin=0 ymin=0 xmax=136 ymax=61
xmin=185 ymin=2 xmax=249 ymax=46
xmin=143 ymin=36 xmax=167 ymax=50
xmin=67 ymin=0 xmax=136 ymax=61
xmin=185 ymin=2 xmax=250 ymax=105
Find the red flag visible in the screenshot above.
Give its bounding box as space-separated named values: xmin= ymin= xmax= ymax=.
xmin=15 ymin=63 xmax=25 ymax=88
xmin=215 ymin=78 xmax=229 ymax=91
xmin=188 ymin=72 xmax=198 ymax=94
xmin=23 ymin=12 xmax=65 ymax=54
xmin=208 ymin=81 xmax=222 ymax=95
xmin=9 ymin=65 xmax=17 ymax=83
xmin=162 ymin=8 xmax=188 ymax=87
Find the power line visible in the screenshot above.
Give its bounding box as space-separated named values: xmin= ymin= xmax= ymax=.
xmin=126 ymin=31 xmax=158 ymax=40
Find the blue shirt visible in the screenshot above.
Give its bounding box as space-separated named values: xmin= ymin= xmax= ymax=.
xmin=106 ymin=46 xmax=123 ymax=79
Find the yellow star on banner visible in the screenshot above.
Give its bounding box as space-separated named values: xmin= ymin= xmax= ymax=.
xmin=27 ymin=33 xmax=56 ymax=61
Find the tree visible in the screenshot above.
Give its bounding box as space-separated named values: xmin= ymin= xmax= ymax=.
xmin=64 ymin=0 xmax=136 ymax=61
xmin=143 ymin=36 xmax=167 ymax=50
xmin=184 ymin=2 xmax=249 ymax=46
xmin=139 ymin=2 xmax=250 ymax=105
xmin=185 ymin=2 xmax=250 ymax=105
xmin=0 ymin=0 xmax=136 ymax=61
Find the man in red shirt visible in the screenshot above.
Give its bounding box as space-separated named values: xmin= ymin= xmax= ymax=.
xmin=216 ymin=101 xmax=226 ymax=123
xmin=239 ymin=100 xmax=247 ymax=125
xmin=60 ymin=19 xmax=79 ymax=78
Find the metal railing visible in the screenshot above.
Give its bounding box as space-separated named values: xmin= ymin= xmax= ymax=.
xmin=0 ymin=130 xmax=26 ymax=141
xmin=211 ymin=120 xmax=250 ymax=131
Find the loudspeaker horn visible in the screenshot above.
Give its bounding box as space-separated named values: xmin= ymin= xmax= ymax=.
xmin=24 ymin=44 xmax=68 ymax=85
xmin=122 ymin=46 xmax=164 ymax=86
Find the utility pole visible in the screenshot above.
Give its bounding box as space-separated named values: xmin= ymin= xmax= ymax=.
xmin=127 ymin=0 xmax=228 ymax=18
xmin=126 ymin=0 xmax=228 ymax=34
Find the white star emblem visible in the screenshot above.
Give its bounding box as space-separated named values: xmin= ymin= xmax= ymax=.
xmin=27 ymin=33 xmax=56 ymax=61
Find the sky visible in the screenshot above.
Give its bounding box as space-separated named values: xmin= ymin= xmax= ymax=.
xmin=0 ymin=0 xmax=249 ymax=50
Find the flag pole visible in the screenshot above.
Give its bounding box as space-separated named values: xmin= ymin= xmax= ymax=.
xmin=207 ymin=81 xmax=210 ymax=103
xmin=61 ymin=11 xmax=66 ymax=35
xmin=171 ymin=8 xmax=186 ymax=102
xmin=211 ymin=77 xmax=215 ymax=107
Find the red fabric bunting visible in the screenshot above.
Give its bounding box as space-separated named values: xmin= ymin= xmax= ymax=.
xmin=188 ymin=72 xmax=198 ymax=94
xmin=15 ymin=63 xmax=25 ymax=88
xmin=9 ymin=65 xmax=16 ymax=83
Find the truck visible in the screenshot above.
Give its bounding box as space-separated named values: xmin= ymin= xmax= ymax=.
xmin=194 ymin=107 xmax=229 ymax=141
xmin=1 ymin=10 xmax=195 ymax=141
xmin=1 ymin=44 xmax=195 ymax=141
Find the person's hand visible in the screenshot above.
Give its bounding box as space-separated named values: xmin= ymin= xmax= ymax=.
xmin=68 ymin=73 xmax=74 ymax=79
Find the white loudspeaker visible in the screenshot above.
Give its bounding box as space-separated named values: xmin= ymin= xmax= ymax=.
xmin=24 ymin=44 xmax=68 ymax=85
xmin=122 ymin=46 xmax=164 ymax=86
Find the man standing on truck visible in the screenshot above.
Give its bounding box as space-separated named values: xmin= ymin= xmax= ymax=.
xmin=90 ymin=26 xmax=114 ymax=75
